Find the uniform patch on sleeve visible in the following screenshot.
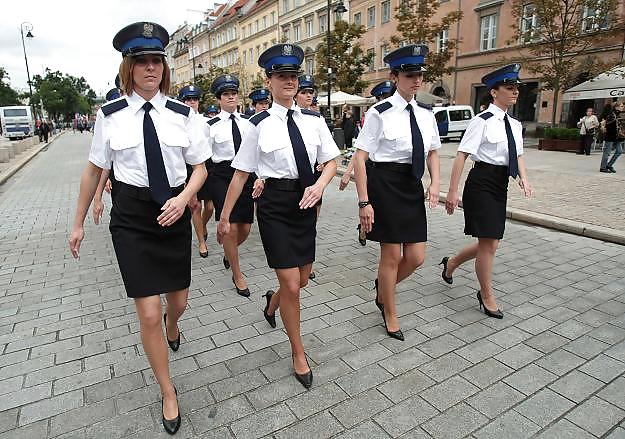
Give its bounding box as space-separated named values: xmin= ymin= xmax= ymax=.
xmin=165 ymin=99 xmax=191 ymax=117
xmin=249 ymin=111 xmax=270 ymax=126
xmin=374 ymin=101 xmax=392 ymax=113
xmin=101 ymin=98 xmax=128 ymax=116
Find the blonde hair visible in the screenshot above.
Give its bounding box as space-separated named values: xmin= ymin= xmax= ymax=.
xmin=118 ymin=55 xmax=171 ymax=96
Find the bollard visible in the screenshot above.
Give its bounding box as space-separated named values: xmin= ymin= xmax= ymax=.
xmin=6 ymin=144 xmax=15 ymax=159
xmin=0 ymin=148 xmax=9 ymax=163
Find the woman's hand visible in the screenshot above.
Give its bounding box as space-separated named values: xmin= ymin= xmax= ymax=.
xmin=216 ymin=218 xmax=230 ymax=244
xmin=445 ymin=189 xmax=460 ymax=215
xmin=339 ymin=173 xmax=351 ymax=191
xmin=427 ymin=182 xmax=440 ymax=209
xmin=359 ymin=204 xmax=374 ymax=233
xmin=157 ymin=195 xmax=188 ymax=226
xmin=92 ymin=198 xmax=104 ymax=225
xmin=104 ymin=179 xmax=112 ymax=194
xmin=519 ymin=178 xmax=534 ymax=198
xmin=252 ymin=179 xmax=265 ymax=198
xmin=68 ymin=226 xmax=84 ymax=259
xmin=299 ymin=182 xmax=324 ymax=209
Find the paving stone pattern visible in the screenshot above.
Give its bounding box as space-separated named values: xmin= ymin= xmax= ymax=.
xmin=0 ymin=133 xmax=624 ymax=438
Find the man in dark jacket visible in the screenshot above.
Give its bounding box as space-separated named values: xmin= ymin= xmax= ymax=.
xmin=600 ymin=101 xmax=624 ymax=173
xmin=342 ymin=109 xmax=356 ymax=149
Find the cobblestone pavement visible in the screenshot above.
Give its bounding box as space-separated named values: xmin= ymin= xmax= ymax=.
xmin=1 ymin=132 xmax=624 ymax=438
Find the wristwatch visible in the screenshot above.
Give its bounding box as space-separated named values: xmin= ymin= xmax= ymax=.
xmin=358 ymin=200 xmax=370 ymax=208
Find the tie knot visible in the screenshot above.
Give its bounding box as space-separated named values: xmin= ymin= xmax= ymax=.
xmin=287 ymin=109 xmax=294 ymax=118
xmin=406 ymin=104 xmax=413 ymax=113
xmin=230 ymin=114 xmax=236 ymax=120
xmin=143 ymin=102 xmax=153 ymax=113
xmin=504 ymin=114 xmax=509 ymax=121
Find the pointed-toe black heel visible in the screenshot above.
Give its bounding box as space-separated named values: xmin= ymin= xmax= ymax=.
xmin=233 ymin=276 xmax=250 ymax=298
xmin=439 ymin=257 xmax=453 ymax=285
xmin=308 ymin=271 xmax=316 ymax=280
xmin=381 ymin=310 xmax=404 ymax=341
xmin=162 ymin=387 xmax=181 ymax=435
xmin=476 ymin=291 xmax=503 ymax=319
xmin=373 ymin=278 xmax=384 ymax=313
xmin=357 ymin=224 xmax=366 ymax=246
xmin=163 ymin=314 xmax=181 ymax=352
xmin=199 ymin=246 xmax=208 ymax=258
xmin=223 ymin=255 xmax=230 ymax=269
xmin=263 ymin=290 xmax=276 ymax=328
xmin=293 ymin=354 xmax=313 ymax=389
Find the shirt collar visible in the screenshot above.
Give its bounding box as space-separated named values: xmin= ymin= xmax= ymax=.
xmin=218 ymin=109 xmax=239 ymax=120
xmin=390 ymin=91 xmax=416 ymax=111
xmin=269 ymin=101 xmax=298 ymax=121
xmin=487 ymin=103 xmax=508 ymax=120
xmin=127 ymin=90 xmax=164 ymax=114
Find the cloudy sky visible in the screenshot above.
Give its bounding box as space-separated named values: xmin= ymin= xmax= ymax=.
xmin=1 ymin=0 xmax=214 ymax=97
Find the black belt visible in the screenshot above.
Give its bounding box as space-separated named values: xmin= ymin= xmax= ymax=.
xmin=114 ymin=181 xmax=184 ymax=201
xmin=265 ymin=178 xmax=303 ymax=192
xmin=367 ymin=161 xmax=412 ymax=174
xmin=474 ymin=161 xmax=508 ymax=174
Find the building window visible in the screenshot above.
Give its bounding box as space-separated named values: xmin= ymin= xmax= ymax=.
xmin=294 ymin=23 xmax=301 ymax=41
xmin=480 ymin=14 xmax=498 ymax=51
xmin=520 ymin=4 xmax=540 ymax=42
xmin=254 ymin=20 xmax=259 ymax=33
xmin=249 ymin=48 xmax=253 ymax=63
xmin=319 ymin=14 xmax=327 ymax=33
xmin=437 ymin=28 xmax=449 ymax=52
xmin=306 ymin=56 xmax=314 ymax=75
xmin=263 ymin=16 xmax=267 ymax=29
xmin=380 ymin=44 xmax=390 ymax=66
xmin=283 ymin=26 xmax=291 ymax=41
xmin=271 ymin=12 xmax=276 ymax=25
xmin=282 ymin=0 xmax=289 ymax=13
xmin=243 ymin=50 xmax=247 ymax=65
xmin=381 ymin=1 xmax=391 ymax=23
xmin=248 ymin=24 xmax=252 ymax=35
xmin=367 ymin=48 xmax=375 ymax=71
xmin=582 ymin=1 xmax=609 ymax=32
xmin=306 ymin=17 xmax=314 ymax=37
xmin=354 ymin=12 xmax=361 ymax=26
xmin=367 ymin=6 xmax=376 ymax=28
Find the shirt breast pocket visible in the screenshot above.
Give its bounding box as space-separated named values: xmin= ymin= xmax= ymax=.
xmin=383 ymin=128 xmax=412 ymax=154
xmin=213 ymin=127 xmax=231 ymax=146
xmin=259 ymin=131 xmax=292 ymax=169
xmin=485 ymin=123 xmax=506 ymax=155
xmin=159 ymin=126 xmax=190 ymax=149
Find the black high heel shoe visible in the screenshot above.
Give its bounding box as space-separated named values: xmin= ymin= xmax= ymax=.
xmin=476 ymin=291 xmax=503 ymax=319
xmin=357 ymin=224 xmax=366 ymax=246
xmin=439 ymin=257 xmax=453 ymax=285
xmin=223 ymin=256 xmax=230 ymax=269
xmin=263 ymin=290 xmax=276 ymax=328
xmin=162 ymin=387 xmax=181 ymax=435
xmin=293 ymin=354 xmax=313 ymax=389
xmin=163 ymin=314 xmax=180 ymax=352
xmin=199 ymin=243 xmax=208 ymax=258
xmin=381 ymin=309 xmax=404 ymax=341
xmin=308 ymin=271 xmax=316 ymax=280
xmin=233 ymin=276 xmax=250 ymax=297
xmin=373 ymin=279 xmax=384 ymax=313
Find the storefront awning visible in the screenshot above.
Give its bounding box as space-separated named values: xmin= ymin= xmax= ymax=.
xmin=562 ymin=66 xmax=625 ymax=101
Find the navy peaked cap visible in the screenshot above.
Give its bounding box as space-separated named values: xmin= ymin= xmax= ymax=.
xmin=211 ymin=74 xmax=239 ymax=97
xmin=384 ymin=44 xmax=429 ymax=72
xmin=178 ymin=85 xmax=202 ymax=100
xmin=206 ymin=105 xmax=218 ymax=114
xmin=298 ymin=74 xmax=315 ymax=91
xmin=371 ymin=80 xmax=396 ymax=97
xmin=481 ymin=64 xmax=522 ymax=89
xmin=105 ymin=88 xmax=121 ymax=101
xmin=249 ymin=88 xmax=271 ymax=103
xmin=258 ymin=44 xmax=304 ymax=74
xmin=113 ymin=22 xmax=169 ymax=57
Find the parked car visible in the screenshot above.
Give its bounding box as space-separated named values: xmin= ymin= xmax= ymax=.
xmin=433 ymin=105 xmax=475 ymax=141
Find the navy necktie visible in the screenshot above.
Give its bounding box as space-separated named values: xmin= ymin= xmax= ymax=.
xmin=504 ymin=114 xmax=519 ymax=178
xmin=287 ymin=109 xmax=315 ymax=188
xmin=230 ymin=114 xmax=241 ymax=153
xmin=406 ymin=104 xmax=425 ymax=180
xmin=142 ymin=102 xmax=171 ymax=205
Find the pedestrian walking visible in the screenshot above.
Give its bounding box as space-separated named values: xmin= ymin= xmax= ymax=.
xmin=342 ymin=109 xmax=357 ymax=149
xmin=217 ymin=43 xmax=339 ymax=388
xmin=68 ymin=22 xmax=210 ymax=435
xmin=577 ymin=107 xmax=599 ymax=155
xmin=179 ymin=84 xmax=215 ymax=258
xmin=599 ymin=100 xmax=625 ymax=173
xmin=40 ymin=119 xmax=51 ymax=142
xmin=442 ymin=64 xmax=533 ymax=319
xmin=353 ymin=45 xmax=441 ymax=341
xmin=207 ymin=74 xmax=255 ymax=297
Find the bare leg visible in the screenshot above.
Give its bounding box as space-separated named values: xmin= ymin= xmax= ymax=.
xmin=134 ymin=296 xmax=177 ymax=420
xmin=446 ymin=242 xmax=479 ymax=277
xmin=164 ymin=289 xmax=188 ymax=341
xmin=378 ymin=243 xmax=401 ymax=332
xmin=202 ymin=200 xmax=214 ymax=235
xmin=475 ymin=238 xmax=499 ymax=309
xmin=191 ymin=209 xmax=207 ymax=254
xmin=236 ymin=223 xmax=251 ymax=246
xmin=396 ymin=242 xmax=425 ymax=283
xmin=224 ymin=223 xmax=248 ymax=290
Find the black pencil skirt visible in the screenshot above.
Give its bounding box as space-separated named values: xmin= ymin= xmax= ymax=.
xmin=109 ymin=182 xmax=191 ymax=298
xmin=256 ymin=178 xmax=317 ymax=269
xmin=366 ymin=161 xmax=427 ymax=243
xmin=196 ymin=160 xmax=213 ymax=201
xmin=209 ymin=161 xmax=254 ymax=224
xmin=462 ymin=161 xmax=509 ymax=240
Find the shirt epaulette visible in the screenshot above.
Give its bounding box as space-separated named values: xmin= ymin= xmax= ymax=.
xmin=374 ymin=101 xmax=392 ymax=113
xmin=301 ymin=109 xmax=322 ymax=117
xmin=240 ymin=114 xmax=251 ymax=119
xmin=165 ymin=99 xmax=191 ymax=117
xmin=479 ymin=112 xmax=494 ymax=120
xmin=249 ymin=111 xmax=270 ymax=126
xmin=101 ymin=98 xmax=128 ymax=116
xmin=416 ymin=102 xmax=432 ymax=111
xmin=207 ymin=117 xmax=221 ymax=126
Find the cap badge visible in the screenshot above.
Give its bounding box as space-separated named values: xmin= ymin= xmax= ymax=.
xmin=283 ymin=44 xmax=293 ymax=56
xmin=412 ymin=46 xmax=421 ymax=56
xmin=142 ymin=23 xmax=154 ymax=38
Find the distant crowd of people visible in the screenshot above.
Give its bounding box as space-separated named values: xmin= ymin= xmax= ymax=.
xmin=577 ymin=100 xmax=625 ymax=173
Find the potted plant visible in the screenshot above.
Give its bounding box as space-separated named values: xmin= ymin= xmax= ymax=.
xmin=538 ymin=128 xmax=581 ymax=152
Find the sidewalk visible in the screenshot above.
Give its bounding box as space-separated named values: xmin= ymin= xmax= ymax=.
xmin=338 ymin=140 xmax=625 ymax=244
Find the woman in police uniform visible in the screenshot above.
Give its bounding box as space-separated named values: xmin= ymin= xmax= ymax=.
xmin=217 ymin=44 xmax=340 ymax=389
xmin=353 ymin=45 xmax=441 ymax=341
xmin=443 ymin=64 xmax=533 ymax=319
xmin=69 ymin=22 xmax=210 ymax=435
xmin=207 ymin=75 xmax=255 ymax=297
xmin=178 ymin=85 xmax=215 ymax=258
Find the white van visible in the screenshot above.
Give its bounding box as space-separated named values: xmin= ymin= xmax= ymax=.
xmin=0 ymin=106 xmax=35 ymax=139
xmin=433 ymin=105 xmax=474 ymax=141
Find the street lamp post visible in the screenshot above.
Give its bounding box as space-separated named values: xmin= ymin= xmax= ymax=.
xmin=20 ymin=22 xmax=34 ymax=105
xmin=326 ymin=1 xmax=346 ymax=122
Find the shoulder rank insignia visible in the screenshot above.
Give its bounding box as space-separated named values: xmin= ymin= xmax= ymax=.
xmin=165 ymin=99 xmax=191 ymax=117
xmin=301 ymin=109 xmax=321 ymax=117
xmin=207 ymin=117 xmax=221 ymax=126
xmin=479 ymin=112 xmax=494 ymax=120
xmin=416 ymin=101 xmax=432 ymax=110
xmin=374 ymin=101 xmax=392 ymax=113
xmin=249 ymin=111 xmax=270 ymax=126
xmin=101 ymin=98 xmax=128 ymax=116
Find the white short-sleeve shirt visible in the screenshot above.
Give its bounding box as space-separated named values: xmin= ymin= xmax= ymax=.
xmin=89 ymin=91 xmax=211 ymax=187
xmin=232 ymin=102 xmax=340 ymax=180
xmin=354 ymin=91 xmax=441 ymax=163
xmin=207 ymin=110 xmax=251 ymax=164
xmin=458 ymin=103 xmax=524 ymax=165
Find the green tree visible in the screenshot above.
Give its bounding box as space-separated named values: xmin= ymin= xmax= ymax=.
xmin=31 ymin=69 xmax=97 ymax=121
xmin=507 ymin=0 xmax=625 ymax=126
xmin=315 ymin=20 xmax=374 ymax=94
xmin=0 ymin=68 xmax=21 ymax=106
xmin=390 ymin=0 xmax=463 ymax=84
xmin=188 ymin=65 xmax=227 ymax=112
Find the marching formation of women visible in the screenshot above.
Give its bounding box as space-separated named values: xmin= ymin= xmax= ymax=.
xmin=68 ymin=21 xmax=532 ymax=434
